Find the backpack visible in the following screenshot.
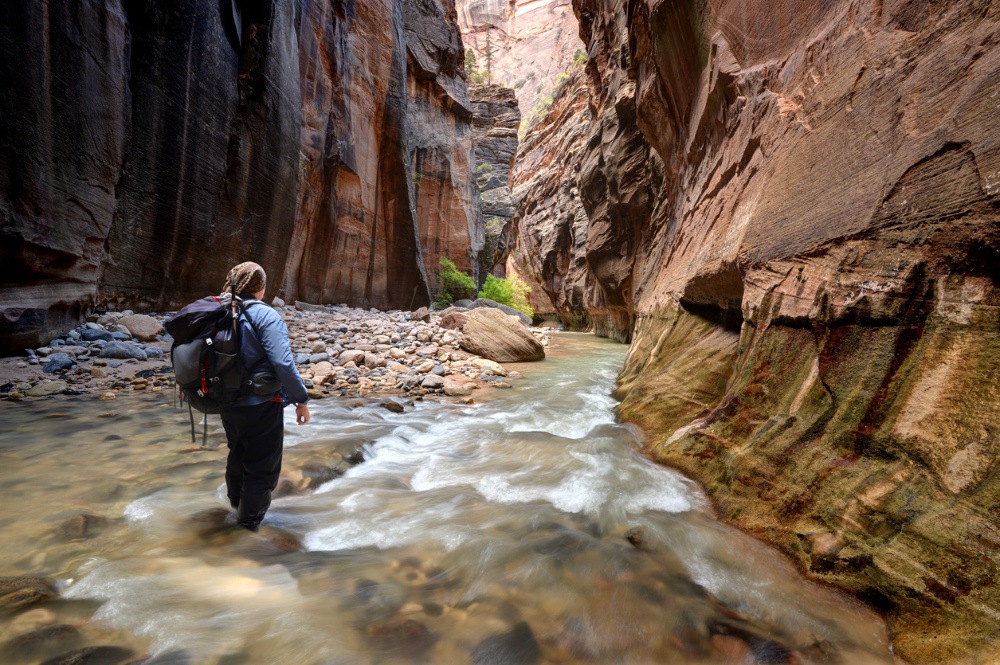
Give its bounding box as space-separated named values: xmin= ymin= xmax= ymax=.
xmin=165 ymin=294 xmax=264 ymax=440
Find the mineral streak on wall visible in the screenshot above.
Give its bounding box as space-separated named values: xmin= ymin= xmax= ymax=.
xmin=0 ymin=0 xmax=482 ymax=353
xmin=511 ymin=0 xmax=1000 ymax=659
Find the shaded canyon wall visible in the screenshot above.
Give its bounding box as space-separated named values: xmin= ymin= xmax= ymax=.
xmin=513 ymin=0 xmax=1000 ymax=660
xmin=0 ymin=0 xmax=482 ymax=353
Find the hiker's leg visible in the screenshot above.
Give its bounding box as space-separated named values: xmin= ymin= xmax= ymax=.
xmin=235 ymin=401 xmax=284 ymax=530
xmin=222 ymin=411 xmax=247 ymax=510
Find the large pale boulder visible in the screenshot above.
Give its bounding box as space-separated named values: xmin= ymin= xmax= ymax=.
xmin=459 ymin=308 xmax=544 ymax=363
xmin=118 ymin=314 xmax=162 ymax=341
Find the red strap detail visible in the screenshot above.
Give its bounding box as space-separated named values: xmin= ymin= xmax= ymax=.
xmin=270 ymin=395 xmax=283 ymax=403
xmin=200 ymin=357 xmax=209 ymax=393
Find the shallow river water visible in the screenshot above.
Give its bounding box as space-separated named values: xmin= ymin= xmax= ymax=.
xmin=0 ymin=334 xmax=896 ymax=664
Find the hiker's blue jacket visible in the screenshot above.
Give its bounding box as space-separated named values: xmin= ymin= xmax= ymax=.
xmin=232 ymin=296 xmax=309 ymax=407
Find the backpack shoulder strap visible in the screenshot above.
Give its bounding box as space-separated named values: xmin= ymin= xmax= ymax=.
xmin=234 ymin=299 xmax=267 ymax=345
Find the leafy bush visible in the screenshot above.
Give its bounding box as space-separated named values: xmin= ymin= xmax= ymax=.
xmin=477 ymin=275 xmax=533 ymax=318
xmin=573 ymin=49 xmax=587 ymax=66
xmin=476 ymin=162 xmax=494 ymax=174
xmin=436 ymin=258 xmax=476 ymax=308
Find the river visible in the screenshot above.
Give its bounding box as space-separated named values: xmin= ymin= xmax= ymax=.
xmin=0 ymin=333 xmax=895 ymax=664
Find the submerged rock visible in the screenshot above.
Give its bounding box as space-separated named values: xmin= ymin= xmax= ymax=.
xmin=471 ymin=621 xmax=540 ymax=665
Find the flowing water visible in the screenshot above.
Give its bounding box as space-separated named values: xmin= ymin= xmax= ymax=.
xmin=0 ymin=334 xmax=896 ymax=664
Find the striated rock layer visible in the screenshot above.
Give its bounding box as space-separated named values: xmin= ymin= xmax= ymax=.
xmin=515 ymin=0 xmax=1000 ymax=659
xmin=0 ymin=0 xmax=482 ymax=353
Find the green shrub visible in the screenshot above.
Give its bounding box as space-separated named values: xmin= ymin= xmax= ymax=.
xmin=573 ymin=49 xmax=587 ymax=66
xmin=436 ymin=258 xmax=475 ymax=308
xmin=477 ymin=275 xmax=533 ymax=318
xmin=476 ymin=162 xmax=494 ymax=174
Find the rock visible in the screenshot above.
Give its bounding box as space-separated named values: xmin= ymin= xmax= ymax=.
xmin=469 ymin=298 xmax=531 ymax=326
xmin=310 ymin=341 xmax=326 ymax=354
xmin=300 ymin=461 xmax=342 ymax=489
xmin=100 ymin=392 xmax=116 ymax=401
xmin=380 ymin=399 xmax=405 ymax=413
xmin=439 ymin=311 xmax=468 ymax=330
xmin=311 ymin=361 xmax=335 ymax=384
xmin=420 ymin=375 xmax=444 ymax=390
xmin=27 ymin=381 xmax=68 ymax=397
xmin=80 ymin=329 xmax=114 ymax=342
xmin=57 ymin=514 xmax=109 ymax=540
xmin=339 ymin=350 xmax=366 ymax=366
xmin=471 ymin=622 xmax=541 ymax=665
xmin=0 ymin=624 xmax=82 ymax=661
xmin=118 ymin=314 xmax=162 ymax=341
xmin=415 ymin=360 xmax=435 ymax=373
xmin=442 ymin=376 xmax=473 ymax=397
xmin=0 ymin=577 xmax=57 ymax=611
xmin=412 ymin=307 xmax=430 ymax=322
xmin=99 ymin=341 xmax=146 ymax=361
xmin=470 ymin=358 xmax=507 ymax=376
xmin=308 ymin=352 xmax=329 ymax=364
xmin=272 ymin=296 xmax=285 ymax=307
xmin=363 ymin=352 xmax=386 ymax=368
xmin=366 ymin=618 xmax=434 ymax=653
xmin=431 ymin=365 xmax=445 ymax=376
xmin=43 ymin=353 xmax=76 ymax=373
xmin=459 ymin=309 xmax=544 ymax=363
xmin=40 ymin=645 xmax=135 ymax=665
xmin=452 ymin=299 xmax=474 ymax=309
xmin=295 ymin=301 xmax=330 ymax=313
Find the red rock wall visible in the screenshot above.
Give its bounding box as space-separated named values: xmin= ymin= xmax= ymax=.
xmin=519 ymin=0 xmax=1000 ymax=659
xmin=0 ymin=0 xmax=482 ymax=353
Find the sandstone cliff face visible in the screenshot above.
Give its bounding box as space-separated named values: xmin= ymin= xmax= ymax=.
xmin=548 ymin=0 xmax=1000 ymax=660
xmin=455 ymin=0 xmax=584 ymax=126
xmin=509 ymin=70 xmax=602 ymax=330
xmin=0 ymin=0 xmax=482 ymax=352
xmin=469 ymin=84 xmax=520 ymax=277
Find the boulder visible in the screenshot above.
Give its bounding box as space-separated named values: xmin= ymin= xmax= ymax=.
xmin=459 ymin=308 xmax=544 ymax=363
xmin=99 ymin=341 xmax=147 ymax=360
xmin=311 ymin=361 xmax=335 ymax=385
xmin=80 ymin=328 xmax=114 ymax=342
xmin=412 ymin=307 xmax=431 ymax=322
xmin=118 ymin=314 xmax=162 ymax=341
xmin=439 ymin=311 xmax=468 ymax=330
xmin=469 ymin=298 xmax=531 ymax=326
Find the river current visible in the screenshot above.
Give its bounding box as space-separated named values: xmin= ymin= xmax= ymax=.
xmin=0 ymin=334 xmax=895 ymax=664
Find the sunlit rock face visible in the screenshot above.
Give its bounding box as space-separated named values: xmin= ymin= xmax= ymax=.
xmin=455 ymin=0 xmax=584 ymax=126
xmin=541 ymin=0 xmax=1000 ymax=660
xmin=0 ymin=0 xmax=482 ymax=352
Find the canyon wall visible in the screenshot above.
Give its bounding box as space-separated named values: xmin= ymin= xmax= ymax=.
xmin=469 ymin=84 xmax=520 ymax=277
xmin=0 ymin=0 xmax=481 ymax=353
xmin=513 ymin=0 xmax=1000 ymax=659
xmin=455 ymin=0 xmax=584 ymax=128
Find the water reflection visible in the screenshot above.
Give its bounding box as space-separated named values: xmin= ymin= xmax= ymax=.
xmin=0 ymin=334 xmax=894 ymax=664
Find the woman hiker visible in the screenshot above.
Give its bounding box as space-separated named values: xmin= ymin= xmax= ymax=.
xmin=220 ymin=261 xmax=310 ymax=531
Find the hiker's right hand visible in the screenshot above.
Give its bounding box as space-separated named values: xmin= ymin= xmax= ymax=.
xmin=295 ymin=403 xmax=311 ymax=425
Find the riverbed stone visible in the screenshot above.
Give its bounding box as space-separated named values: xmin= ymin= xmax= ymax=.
xmin=443 ymin=376 xmax=474 ymax=397
xmin=421 ymin=375 xmax=444 ymax=390
xmin=99 ymin=341 xmax=147 ymax=361
xmin=118 ymin=314 xmax=162 ymax=341
xmin=471 ymin=622 xmax=540 ymax=665
xmin=27 ymin=381 xmax=68 ymax=396
xmin=43 ymin=354 xmax=76 ymax=373
xmin=80 ymin=329 xmax=114 ymax=342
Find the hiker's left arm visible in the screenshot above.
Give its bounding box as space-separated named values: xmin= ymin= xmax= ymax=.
xmin=256 ymin=312 xmax=310 ymax=406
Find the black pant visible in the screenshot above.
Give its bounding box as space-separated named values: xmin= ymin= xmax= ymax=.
xmin=221 ymin=401 xmax=284 ymax=530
